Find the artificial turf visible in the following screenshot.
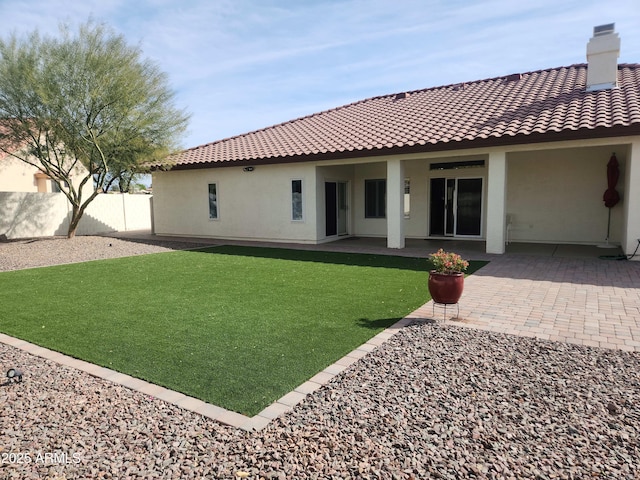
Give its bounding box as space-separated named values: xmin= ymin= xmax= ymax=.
xmin=0 ymin=245 xmax=486 ymax=416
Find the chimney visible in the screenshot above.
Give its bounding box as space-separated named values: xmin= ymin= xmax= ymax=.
xmin=586 ymin=23 xmax=620 ymax=92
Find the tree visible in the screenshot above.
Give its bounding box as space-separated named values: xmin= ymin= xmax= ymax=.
xmin=106 ymin=170 xmax=145 ymax=193
xmin=0 ymin=21 xmax=189 ymax=237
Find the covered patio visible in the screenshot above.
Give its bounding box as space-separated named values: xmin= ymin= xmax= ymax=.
xmin=110 ymin=229 xmax=631 ymax=261
xmin=304 ymin=236 xmax=629 ymax=262
xmin=313 ymin=140 xmax=640 ymax=261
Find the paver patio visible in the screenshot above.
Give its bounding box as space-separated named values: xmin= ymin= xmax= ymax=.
xmin=415 ymin=254 xmax=640 ymax=351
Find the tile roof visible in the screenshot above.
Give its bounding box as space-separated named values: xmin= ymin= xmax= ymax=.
xmin=160 ymin=63 xmax=640 ymax=169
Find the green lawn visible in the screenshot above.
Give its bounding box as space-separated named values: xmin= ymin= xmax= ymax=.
xmin=0 ymin=245 xmax=486 ymax=416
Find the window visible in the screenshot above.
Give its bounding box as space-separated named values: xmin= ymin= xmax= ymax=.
xmin=365 ymin=179 xmax=386 ymax=218
xmin=50 ymin=179 xmax=68 ymax=193
xmin=208 ymin=183 xmax=218 ymax=219
xmin=291 ymin=179 xmax=303 ymax=220
xmin=404 ymin=179 xmax=410 ymax=218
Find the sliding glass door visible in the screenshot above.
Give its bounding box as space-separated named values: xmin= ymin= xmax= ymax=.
xmin=430 ymin=177 xmax=483 ymax=237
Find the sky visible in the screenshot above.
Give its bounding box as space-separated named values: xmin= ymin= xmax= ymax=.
xmin=0 ymin=0 xmax=639 ymax=150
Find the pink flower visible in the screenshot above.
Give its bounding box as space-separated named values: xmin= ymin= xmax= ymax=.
xmin=429 ymin=250 xmax=469 ymax=274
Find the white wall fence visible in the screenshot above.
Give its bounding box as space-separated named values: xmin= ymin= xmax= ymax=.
xmin=0 ymin=192 xmax=152 ymax=239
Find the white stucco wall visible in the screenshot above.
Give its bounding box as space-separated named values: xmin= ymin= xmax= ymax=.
xmin=151 ymin=138 xmax=639 ymax=252
xmin=121 ymin=194 xmax=154 ymax=231
xmin=352 ymin=162 xmax=387 ymax=237
xmin=0 ymin=192 xmax=151 ymax=239
xmin=152 ymin=164 xmax=319 ymax=243
xmin=0 ymin=192 xmax=70 ymax=237
xmin=403 ymin=161 xmax=430 ymax=238
xmin=506 ymin=146 xmax=624 ymax=244
xmin=621 ymin=141 xmax=640 ymax=259
xmin=76 ymin=193 xmax=153 ymax=235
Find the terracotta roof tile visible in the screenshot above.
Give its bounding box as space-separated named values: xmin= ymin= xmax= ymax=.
xmin=159 ymin=63 xmax=640 ymax=169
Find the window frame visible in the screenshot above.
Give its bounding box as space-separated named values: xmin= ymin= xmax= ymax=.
xmin=291 ymin=179 xmax=304 ymax=221
xmin=364 ymin=178 xmax=386 ymax=219
xmin=207 ymin=182 xmax=219 ymax=220
xmin=404 ymin=178 xmax=410 ymax=218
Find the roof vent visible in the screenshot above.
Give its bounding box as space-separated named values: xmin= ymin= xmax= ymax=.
xmin=586 ymin=23 xmax=620 ymax=92
xmin=394 ymin=92 xmax=410 ymax=100
xmin=505 ymin=73 xmax=522 ymax=82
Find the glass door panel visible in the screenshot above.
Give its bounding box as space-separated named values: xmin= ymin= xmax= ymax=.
xmin=337 ymin=182 xmax=348 ymax=235
xmin=325 ymin=182 xmax=337 ymax=237
xmin=445 ymin=179 xmax=455 ymax=236
xmin=455 ymin=178 xmax=482 ymax=236
xmin=430 ymin=176 xmax=483 ymax=237
xmin=429 ymin=178 xmax=445 ymax=236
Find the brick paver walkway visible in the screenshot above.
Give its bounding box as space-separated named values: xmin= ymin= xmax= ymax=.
xmin=411 ymin=255 xmax=640 ymax=351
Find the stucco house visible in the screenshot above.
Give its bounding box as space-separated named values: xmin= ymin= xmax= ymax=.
xmin=0 ymin=126 xmax=90 ymax=194
xmin=0 ymin=149 xmax=64 ymax=193
xmin=151 ymin=25 xmax=640 ymax=259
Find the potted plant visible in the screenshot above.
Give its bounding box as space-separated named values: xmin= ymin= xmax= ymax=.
xmin=428 ymin=249 xmax=469 ymax=305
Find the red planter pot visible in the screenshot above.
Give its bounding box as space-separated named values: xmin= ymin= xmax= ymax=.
xmin=428 ymin=271 xmax=464 ymax=305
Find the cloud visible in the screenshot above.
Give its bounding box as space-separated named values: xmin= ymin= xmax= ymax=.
xmin=1 ymin=0 xmax=639 ymax=148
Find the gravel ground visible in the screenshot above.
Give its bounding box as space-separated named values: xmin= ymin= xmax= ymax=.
xmin=0 ymin=236 xmax=211 ymax=272
xmin=1 ymin=236 xmax=639 ymax=479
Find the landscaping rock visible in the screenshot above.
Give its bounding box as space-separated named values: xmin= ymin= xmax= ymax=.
xmin=2 ymin=322 xmax=639 ymax=479
xmin=0 ymin=235 xmax=210 ymax=272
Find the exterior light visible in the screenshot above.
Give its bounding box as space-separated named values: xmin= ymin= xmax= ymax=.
xmin=243 ymin=166 xmax=255 ymax=172
xmin=6 ymin=368 xmax=23 ymax=383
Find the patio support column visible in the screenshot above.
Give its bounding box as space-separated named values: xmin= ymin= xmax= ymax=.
xmin=622 ymin=141 xmax=640 ymax=261
xmin=387 ymin=158 xmax=405 ymax=249
xmin=486 ymin=150 xmax=507 ymax=254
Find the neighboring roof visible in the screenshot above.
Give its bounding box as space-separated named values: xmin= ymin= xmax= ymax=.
xmin=158 ymin=63 xmax=640 ymax=170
